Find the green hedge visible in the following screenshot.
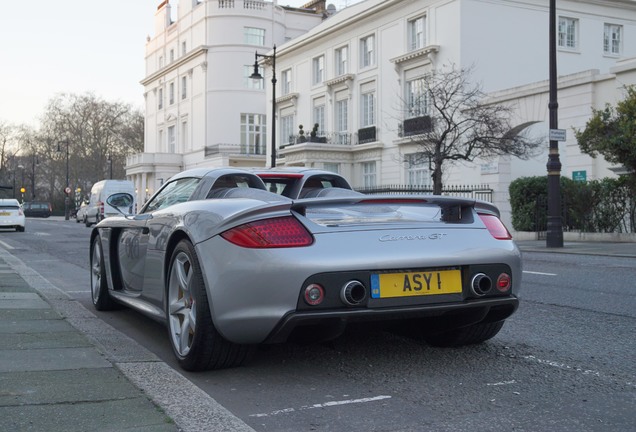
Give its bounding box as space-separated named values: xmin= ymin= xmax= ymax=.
xmin=509 ymin=176 xmax=634 ymax=233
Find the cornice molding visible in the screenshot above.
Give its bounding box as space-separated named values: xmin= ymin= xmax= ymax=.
xmin=390 ymin=45 xmax=439 ymax=66
xmin=141 ymin=45 xmax=208 ymax=86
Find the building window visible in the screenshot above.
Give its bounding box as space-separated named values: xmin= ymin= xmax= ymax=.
xmin=158 ymin=88 xmax=164 ymax=110
xmin=181 ymin=76 xmax=187 ymax=100
xmin=159 ymin=56 xmax=164 ymax=68
xmin=335 ymin=46 xmax=348 ymax=76
xmin=408 ymin=16 xmax=426 ymax=51
xmin=281 ymin=69 xmax=291 ymax=95
xmin=181 ymin=41 xmax=187 ymax=56
xmin=181 ymin=120 xmax=188 ymax=151
xmin=362 ymin=162 xmax=376 ymax=188
xmin=360 ymin=92 xmax=375 ymax=127
xmin=240 ymin=114 xmax=267 ymax=155
xmin=360 ymin=35 xmax=375 ymax=68
xmin=406 ymin=78 xmax=428 ymax=118
xmin=313 ymin=103 xmax=325 ymax=135
xmin=169 ymin=82 xmax=175 ymax=105
xmin=244 ymin=27 xmax=265 ymax=46
xmin=244 ymin=65 xmax=264 ymax=89
xmin=312 ymin=55 xmax=324 ymax=85
xmin=604 ymin=23 xmax=622 ymax=55
xmin=167 ymin=125 xmax=176 ymax=153
xmin=280 ymin=114 xmax=295 ymax=146
xmin=170 ymin=49 xmax=175 ymax=63
xmin=335 ymin=99 xmax=348 ymax=144
xmin=158 ymin=129 xmax=164 ymax=151
xmin=406 ymin=154 xmax=429 ymax=186
xmin=558 ymin=17 xmax=578 ymax=50
xmin=323 ymin=163 xmax=339 ymax=173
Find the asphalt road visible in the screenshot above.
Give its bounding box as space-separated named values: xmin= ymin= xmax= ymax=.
xmin=1 ymin=218 xmax=634 ymax=431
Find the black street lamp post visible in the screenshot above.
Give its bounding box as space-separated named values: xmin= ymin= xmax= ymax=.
xmin=31 ymin=153 xmax=38 ymax=200
xmin=108 ymin=154 xmax=113 ymax=179
xmin=57 ymin=140 xmax=70 ymax=220
xmin=250 ymin=45 xmax=277 ymax=168
xmin=546 ymin=0 xmax=563 ymax=247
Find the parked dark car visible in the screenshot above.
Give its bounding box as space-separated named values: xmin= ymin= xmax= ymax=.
xmin=23 ymin=201 xmax=52 ymax=218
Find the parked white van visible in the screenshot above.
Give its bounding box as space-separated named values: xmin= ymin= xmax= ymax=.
xmin=84 ymin=180 xmax=136 ymax=227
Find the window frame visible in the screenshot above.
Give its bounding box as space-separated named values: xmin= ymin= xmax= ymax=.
xmin=312 ymin=55 xmax=325 ymax=86
xmin=362 ymin=161 xmax=377 ymax=188
xmin=360 ymin=34 xmax=375 ymax=69
xmin=604 ymin=23 xmax=622 ymax=55
xmin=280 ymin=114 xmax=295 ymax=146
xmin=360 ymin=91 xmax=375 ymax=128
xmin=240 ymin=113 xmax=267 ymax=155
xmin=408 ymin=15 xmax=426 ymax=51
xmin=244 ymin=27 xmax=265 ymax=46
xmin=558 ymin=16 xmax=578 ymax=50
xmin=406 ymin=77 xmax=428 ymax=119
xmin=335 ymin=45 xmax=348 ymax=76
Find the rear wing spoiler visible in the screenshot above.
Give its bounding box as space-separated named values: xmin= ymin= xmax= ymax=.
xmin=291 ymin=194 xmax=501 ymax=222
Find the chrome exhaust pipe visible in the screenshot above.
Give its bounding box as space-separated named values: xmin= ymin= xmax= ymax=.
xmin=471 ymin=273 xmax=492 ymax=296
xmin=340 ymin=280 xmax=367 ymax=306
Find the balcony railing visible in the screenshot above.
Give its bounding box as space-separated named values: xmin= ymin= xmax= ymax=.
xmin=204 ymin=143 xmax=266 ymax=157
xmin=402 ymin=115 xmax=433 ymax=136
xmin=357 ymin=126 xmax=376 ymax=144
xmin=283 ymin=130 xmax=381 ymax=147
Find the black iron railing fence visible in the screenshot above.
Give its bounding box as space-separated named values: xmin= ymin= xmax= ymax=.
xmin=357 ymin=184 xmax=493 ymax=202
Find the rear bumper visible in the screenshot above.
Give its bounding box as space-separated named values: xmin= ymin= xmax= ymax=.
xmin=263 ymin=296 xmax=519 ymax=343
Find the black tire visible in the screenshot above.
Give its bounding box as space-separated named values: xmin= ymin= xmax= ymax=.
xmin=90 ymin=235 xmax=117 ymax=310
xmin=85 ymin=215 xmax=91 ymax=227
xmin=166 ymin=239 xmax=254 ymax=371
xmin=16 ymin=226 xmax=25 ymax=232
xmin=423 ymin=321 xmax=505 ymax=347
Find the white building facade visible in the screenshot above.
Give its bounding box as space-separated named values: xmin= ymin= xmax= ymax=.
xmin=127 ymin=0 xmax=636 ymax=228
xmin=126 ymin=0 xmax=326 ymax=202
xmin=263 ymin=0 xmax=636 ymax=227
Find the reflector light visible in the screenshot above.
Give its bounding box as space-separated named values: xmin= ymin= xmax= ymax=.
xmin=304 ymin=284 xmax=325 ymax=306
xmin=497 ymin=273 xmax=512 ymax=292
xmin=221 ymin=216 xmax=313 ymax=248
xmin=478 ymin=213 xmax=512 ymax=240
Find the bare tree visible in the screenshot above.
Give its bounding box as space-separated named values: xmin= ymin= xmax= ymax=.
xmin=36 ymin=93 xmax=144 ymax=208
xmin=399 ymin=65 xmax=542 ymax=194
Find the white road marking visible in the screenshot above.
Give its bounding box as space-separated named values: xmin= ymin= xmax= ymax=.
xmin=522 ymin=355 xmax=600 ymax=377
xmin=487 ymin=380 xmax=517 ymax=386
xmin=250 ymin=395 xmax=392 ymax=418
xmin=523 ymin=270 xmax=557 ymax=276
xmin=0 ymin=240 xmax=14 ymax=250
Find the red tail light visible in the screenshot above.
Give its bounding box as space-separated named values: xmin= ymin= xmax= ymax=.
xmin=221 ymin=216 xmax=313 ymax=248
xmin=478 ymin=213 xmax=512 ymax=240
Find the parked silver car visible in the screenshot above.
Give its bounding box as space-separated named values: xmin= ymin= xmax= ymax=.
xmin=90 ymin=167 xmax=521 ymax=371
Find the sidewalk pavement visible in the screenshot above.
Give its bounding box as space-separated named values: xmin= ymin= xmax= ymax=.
xmin=1 ymin=240 xmax=634 ymax=432
xmin=515 ymin=239 xmax=636 ymax=258
xmin=0 ymin=248 xmax=256 ymax=432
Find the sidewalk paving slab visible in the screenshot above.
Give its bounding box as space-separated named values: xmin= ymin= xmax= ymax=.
xmin=0 ymin=248 xmax=257 ymax=432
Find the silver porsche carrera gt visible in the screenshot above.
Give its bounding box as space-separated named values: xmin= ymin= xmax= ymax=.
xmin=90 ymin=167 xmax=521 ymax=371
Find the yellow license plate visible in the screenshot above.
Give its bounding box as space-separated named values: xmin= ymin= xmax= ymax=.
xmin=371 ymin=269 xmax=462 ymax=299
xmin=0 ymin=212 xmax=10 ymax=216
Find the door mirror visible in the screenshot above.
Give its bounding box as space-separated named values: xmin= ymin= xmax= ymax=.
xmin=107 ymin=193 xmax=133 ymax=209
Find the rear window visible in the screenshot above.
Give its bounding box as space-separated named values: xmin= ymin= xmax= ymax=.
xmin=0 ymin=205 xmax=19 ymax=210
xmin=305 ymin=202 xmax=443 ymax=227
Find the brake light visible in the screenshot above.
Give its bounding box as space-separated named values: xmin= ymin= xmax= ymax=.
xmin=478 ymin=213 xmax=512 ymax=240
xmin=98 ymin=201 xmax=104 ymax=215
xmin=221 ymin=216 xmax=313 ymax=248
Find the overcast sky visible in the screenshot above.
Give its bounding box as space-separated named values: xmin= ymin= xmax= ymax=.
xmin=0 ymin=0 xmax=359 ymax=127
